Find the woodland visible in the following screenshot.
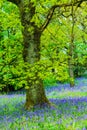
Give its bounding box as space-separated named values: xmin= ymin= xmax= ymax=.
xmin=0 ymin=0 xmax=87 ymax=129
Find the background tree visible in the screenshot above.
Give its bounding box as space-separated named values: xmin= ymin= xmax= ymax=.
xmin=0 ymin=1 xmax=24 ymax=92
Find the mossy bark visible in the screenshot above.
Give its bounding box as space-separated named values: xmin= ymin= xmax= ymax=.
xmin=19 ymin=1 xmax=51 ymax=109
xmin=25 ymin=82 xmax=51 ymax=109
xmin=7 ymin=0 xmax=54 ymax=109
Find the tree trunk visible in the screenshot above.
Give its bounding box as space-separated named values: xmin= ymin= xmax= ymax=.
xmin=25 ymin=82 xmax=51 ymax=109
xmin=74 ymin=51 xmax=79 ymax=78
xmin=19 ymin=1 xmax=51 ymax=109
xmin=68 ymin=34 xmax=75 ymax=87
xmin=68 ymin=56 xmax=75 ymax=87
xmin=68 ymin=4 xmax=75 ymax=87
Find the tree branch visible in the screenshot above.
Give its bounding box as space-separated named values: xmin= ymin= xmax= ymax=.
xmin=7 ymin=0 xmax=87 ymax=32
xmin=40 ymin=0 xmax=87 ymax=32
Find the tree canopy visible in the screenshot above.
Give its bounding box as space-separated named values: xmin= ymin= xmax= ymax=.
xmin=0 ymin=0 xmax=87 ymax=91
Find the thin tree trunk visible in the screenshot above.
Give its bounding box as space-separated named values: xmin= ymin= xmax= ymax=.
xmin=74 ymin=48 xmax=79 ymax=78
xmin=68 ymin=2 xmax=75 ymax=87
xmin=68 ymin=33 xmax=75 ymax=87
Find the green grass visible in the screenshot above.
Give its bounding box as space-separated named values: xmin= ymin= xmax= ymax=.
xmin=47 ymin=90 xmax=87 ymax=99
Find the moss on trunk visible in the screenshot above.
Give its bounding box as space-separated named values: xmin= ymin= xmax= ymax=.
xmin=19 ymin=1 xmax=51 ymax=109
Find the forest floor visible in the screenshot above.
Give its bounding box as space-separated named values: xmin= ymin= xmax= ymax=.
xmin=0 ymin=77 xmax=87 ymax=130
